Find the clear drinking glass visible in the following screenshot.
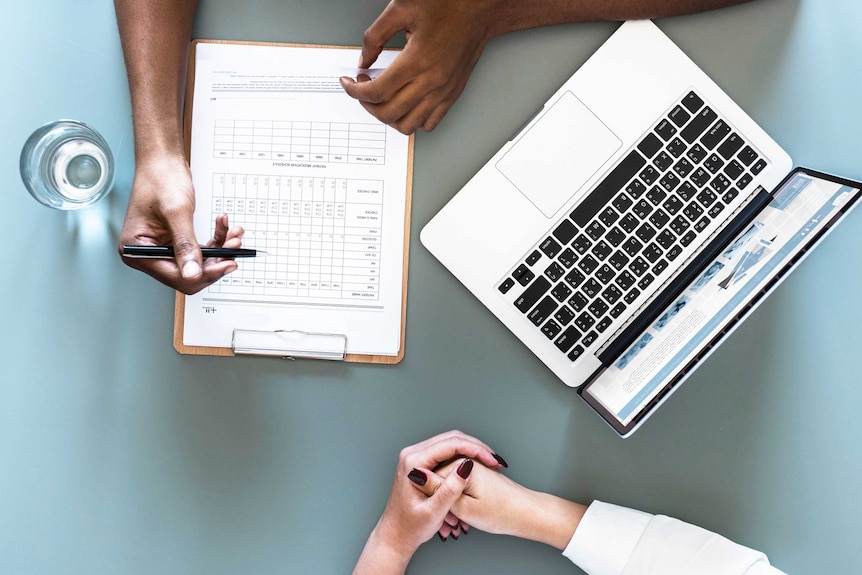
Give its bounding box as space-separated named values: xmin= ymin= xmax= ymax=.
xmin=20 ymin=119 xmax=115 ymax=210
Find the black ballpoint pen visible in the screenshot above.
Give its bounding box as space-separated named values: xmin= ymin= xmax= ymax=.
xmin=122 ymin=245 xmax=264 ymax=259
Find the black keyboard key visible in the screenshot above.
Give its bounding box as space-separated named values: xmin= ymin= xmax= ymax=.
xmin=637 ymin=133 xmax=663 ymax=158
xmin=582 ymin=331 xmax=598 ymax=347
xmin=558 ymin=247 xmax=577 ymax=268
xmin=673 ymin=157 xmax=694 ymax=178
xmin=648 ymin=209 xmax=670 ymax=229
xmin=751 ymin=158 xmax=767 ymax=175
xmin=591 ymin=240 xmax=613 ymax=261
xmin=568 ymin=292 xmax=589 ymax=311
xmin=635 ymin=222 xmax=657 ymax=242
xmin=585 ymin=221 xmax=606 ymax=241
xmin=572 ymin=234 xmax=592 ymax=254
xmin=724 ymin=159 xmax=744 ymax=181
xmin=542 ymin=319 xmax=562 ymax=339
xmin=544 ymin=261 xmax=565 ymax=282
xmin=598 ymin=206 xmax=620 ymax=227
xmin=666 ymin=244 xmax=683 ymax=261
xmin=696 ymin=189 xmax=717 ymax=208
xmin=528 ymin=295 xmax=558 ymax=326
xmin=710 ymin=173 xmax=731 ymax=194
xmin=571 ymin=150 xmax=646 ymax=227
xmin=663 ymin=195 xmax=683 ymax=215
xmin=612 ymin=192 xmax=634 ymax=213
xmin=639 ymin=166 xmax=659 ymax=186
xmin=655 ymin=119 xmax=677 ymax=141
xmin=654 ymin=151 xmax=674 ymax=172
xmin=626 ymin=179 xmax=647 ymax=199
xmin=670 ymin=215 xmax=690 ymax=235
xmin=615 ymin=270 xmax=636 ymax=290
xmin=499 ymin=278 xmax=515 ymax=293
xmin=642 ymin=243 xmax=662 ymax=263
xmin=606 ymin=227 xmax=626 ymax=247
xmin=552 ymin=281 xmax=572 ymax=302
xmin=609 ymin=302 xmax=627 ymax=318
xmin=646 ymin=186 xmax=667 ymax=205
xmin=540 ymin=236 xmax=562 ymax=258
xmin=565 ymin=268 xmax=586 ymax=288
xmin=630 ymin=256 xmax=650 ymax=277
xmin=589 ymin=298 xmax=609 ymax=318
xmin=567 ymin=345 xmax=586 ymax=361
xmin=701 ymin=119 xmax=730 ymax=149
xmin=595 ymin=316 xmax=613 ymax=334
xmin=667 ymin=137 xmax=687 ymax=158
xmin=553 ymin=219 xmax=577 ymax=244
xmin=691 ymin=167 xmax=711 ymax=188
xmin=595 ymin=264 xmax=616 ymax=284
xmin=577 ymin=254 xmax=599 ymax=275
xmin=707 ymin=202 xmax=725 ymax=218
xmin=525 ymin=249 xmax=542 ymax=266
xmin=582 ymin=278 xmax=601 ymax=298
xmin=513 ymin=264 xmax=535 ymax=286
xmin=687 ymin=143 xmax=708 ymax=163
xmin=602 ymin=284 xmax=623 ymax=305
xmin=619 ymin=213 xmax=639 ymax=233
xmin=682 ymin=91 xmax=704 ymax=113
xmin=738 ymin=146 xmax=758 ymax=166
xmin=680 ymin=230 xmax=697 ymax=247
xmin=737 ymin=173 xmax=754 ymax=190
xmin=669 ymin=105 xmax=691 ymax=127
xmin=609 ymin=250 xmax=630 ymax=271
xmin=677 ymin=181 xmax=697 ymax=202
xmin=633 ymin=199 xmax=653 ymax=218
xmin=622 ymin=237 xmax=643 ymax=258
xmin=682 ymin=106 xmax=717 ymax=143
xmin=656 ymin=229 xmax=676 ymax=248
xmin=653 ymin=258 xmax=669 ymax=275
xmin=555 ymin=326 xmax=581 ymax=352
xmin=694 ymin=216 xmax=710 ymax=232
xmin=718 ymin=133 xmax=744 ymax=159
xmin=624 ymin=288 xmax=641 ymax=305
xmin=638 ymin=273 xmax=655 ymax=290
xmin=575 ymin=312 xmax=596 ymax=332
xmin=659 ymin=172 xmax=681 ymax=193
xmin=722 ymin=187 xmax=740 ymax=204
xmin=555 ymin=305 xmax=575 ymax=326
xmin=703 ymin=153 xmax=725 ymax=174
xmin=515 ymin=276 xmax=552 ymax=312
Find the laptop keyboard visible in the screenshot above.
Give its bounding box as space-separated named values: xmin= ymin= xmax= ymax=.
xmin=498 ymin=90 xmax=769 ymax=363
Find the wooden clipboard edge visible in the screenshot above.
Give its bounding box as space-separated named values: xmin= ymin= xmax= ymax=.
xmin=173 ymin=39 xmax=412 ymax=364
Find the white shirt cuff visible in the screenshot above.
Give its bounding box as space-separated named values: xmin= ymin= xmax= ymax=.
xmin=562 ymin=501 xmax=652 ymax=575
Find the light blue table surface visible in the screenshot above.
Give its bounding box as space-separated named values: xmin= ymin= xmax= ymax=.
xmin=3 ymin=1 xmax=861 ymax=573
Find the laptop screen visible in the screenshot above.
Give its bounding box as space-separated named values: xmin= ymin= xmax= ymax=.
xmin=580 ymin=168 xmax=862 ymax=435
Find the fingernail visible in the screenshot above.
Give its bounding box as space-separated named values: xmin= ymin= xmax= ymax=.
xmin=451 ymin=533 xmax=459 ymax=541
xmin=181 ymin=260 xmax=201 ymax=279
xmin=493 ymin=453 xmax=509 ymax=468
xmin=437 ymin=533 xmax=447 ymax=543
xmin=407 ymin=468 xmax=427 ymax=486
xmin=457 ymin=458 xmax=473 ymax=479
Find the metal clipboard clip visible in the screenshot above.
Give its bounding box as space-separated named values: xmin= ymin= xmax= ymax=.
xmin=231 ymin=329 xmax=347 ymax=361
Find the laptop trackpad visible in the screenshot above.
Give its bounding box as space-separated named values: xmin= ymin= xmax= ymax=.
xmin=496 ymin=91 xmax=621 ymax=218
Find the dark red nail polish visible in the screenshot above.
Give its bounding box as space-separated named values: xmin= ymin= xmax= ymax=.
xmin=451 ymin=533 xmax=459 ymax=541
xmin=457 ymin=458 xmax=473 ymax=479
xmin=493 ymin=453 xmax=509 ymax=468
xmin=438 ymin=533 xmax=447 ymax=542
xmin=408 ymin=468 xmax=427 ymax=486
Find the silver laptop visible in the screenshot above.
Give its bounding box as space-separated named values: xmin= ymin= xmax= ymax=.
xmin=421 ymin=20 xmax=862 ymax=436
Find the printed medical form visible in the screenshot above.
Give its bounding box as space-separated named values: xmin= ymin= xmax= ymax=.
xmin=182 ymin=43 xmax=411 ymax=356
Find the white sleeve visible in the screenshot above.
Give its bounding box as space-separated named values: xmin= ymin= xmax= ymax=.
xmin=562 ymin=501 xmax=787 ymax=575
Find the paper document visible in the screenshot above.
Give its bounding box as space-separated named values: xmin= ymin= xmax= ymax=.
xmin=183 ymin=43 xmax=411 ymax=356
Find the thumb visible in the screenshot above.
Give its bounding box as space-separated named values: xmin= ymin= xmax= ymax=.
xmin=167 ymin=219 xmax=203 ymax=280
xmin=419 ymin=459 xmax=474 ymax=515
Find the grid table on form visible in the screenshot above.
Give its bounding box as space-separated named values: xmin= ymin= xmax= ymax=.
xmin=208 ymin=173 xmax=384 ymax=300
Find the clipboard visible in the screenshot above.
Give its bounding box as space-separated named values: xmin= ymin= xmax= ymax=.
xmin=173 ymin=39 xmax=413 ymax=364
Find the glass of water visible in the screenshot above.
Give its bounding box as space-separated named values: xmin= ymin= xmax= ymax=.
xmin=20 ymin=119 xmax=115 ymax=210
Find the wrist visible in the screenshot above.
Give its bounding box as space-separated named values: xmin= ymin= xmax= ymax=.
xmin=515 ymin=489 xmax=587 ymax=550
xmin=353 ymin=520 xmax=415 ymax=575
